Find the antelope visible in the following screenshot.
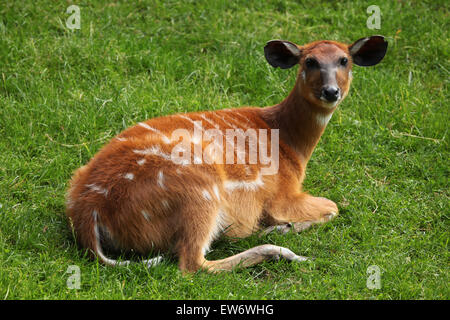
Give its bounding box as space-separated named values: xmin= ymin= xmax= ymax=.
xmin=66 ymin=36 xmax=388 ymax=273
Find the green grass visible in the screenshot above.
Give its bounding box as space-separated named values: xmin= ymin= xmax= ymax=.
xmin=0 ymin=0 xmax=448 ymax=299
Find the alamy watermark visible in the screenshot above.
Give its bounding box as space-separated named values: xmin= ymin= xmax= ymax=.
xmin=366 ymin=5 xmax=381 ymax=30
xmin=146 ymin=121 xmax=280 ymax=176
xmin=366 ymin=265 xmax=381 ymax=290
xmin=66 ymin=5 xmax=81 ymax=30
xmin=66 ymin=265 xmax=81 ymax=289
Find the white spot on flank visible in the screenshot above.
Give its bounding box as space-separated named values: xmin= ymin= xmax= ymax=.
xmin=157 ymin=170 xmax=165 ymax=189
xmin=124 ymin=173 xmax=134 ymax=180
xmin=222 ymin=111 xmax=249 ymax=128
xmin=178 ymin=114 xmax=195 ymax=123
xmin=141 ymin=210 xmax=150 ymax=221
xmin=161 ymin=199 xmax=170 ymax=209
xmin=133 ymin=145 xmax=171 ymax=160
xmin=134 ymin=146 xmax=191 ymax=166
xmin=161 ymin=136 xmax=171 ymax=144
xmin=116 ymin=137 xmax=127 ymax=142
xmin=213 ymin=184 xmax=220 ymax=201
xmin=233 ymin=111 xmax=250 ymax=123
xmin=301 ymin=70 xmax=306 ymax=82
xmin=200 ymin=114 xmax=220 ymax=129
xmin=224 ymin=172 xmax=264 ymax=192
xmin=212 ymin=113 xmax=237 ymax=129
xmin=224 ymin=110 xmax=250 ymax=127
xmin=178 ymin=115 xmax=204 ymax=132
xmin=138 ymin=122 xmax=157 ymax=131
xmin=202 ymin=189 xmax=212 ymax=201
xmin=138 ymin=122 xmax=170 ymax=144
xmin=316 ymin=113 xmax=333 ymax=127
xmin=136 ymin=158 xmax=146 ymax=166
xmin=86 ymin=183 xmax=108 ymax=197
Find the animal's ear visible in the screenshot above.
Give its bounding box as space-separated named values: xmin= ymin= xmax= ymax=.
xmin=349 ymin=35 xmax=388 ymax=67
xmin=264 ymin=40 xmax=302 ymax=69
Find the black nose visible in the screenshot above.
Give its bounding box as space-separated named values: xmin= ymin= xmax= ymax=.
xmin=321 ymin=86 xmax=340 ymax=102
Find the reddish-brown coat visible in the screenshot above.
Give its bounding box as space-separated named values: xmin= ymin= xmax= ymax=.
xmin=66 ymin=38 xmax=382 ymax=272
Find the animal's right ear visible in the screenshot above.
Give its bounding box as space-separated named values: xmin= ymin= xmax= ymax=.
xmin=349 ymin=36 xmax=388 ymax=67
xmin=264 ymin=40 xmax=302 ymax=69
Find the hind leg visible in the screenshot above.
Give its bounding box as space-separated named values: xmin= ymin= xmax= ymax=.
xmin=176 ymin=203 xmax=309 ymax=273
xmin=202 ymin=244 xmax=309 ymax=272
xmin=175 ymin=193 xmax=225 ymax=272
xmin=179 ymin=233 xmax=309 ymax=273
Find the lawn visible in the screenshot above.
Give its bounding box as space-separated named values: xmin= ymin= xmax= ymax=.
xmin=0 ymin=0 xmax=448 ymax=299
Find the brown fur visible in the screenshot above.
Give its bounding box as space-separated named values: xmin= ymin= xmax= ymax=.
xmin=66 ymin=39 xmax=366 ymax=273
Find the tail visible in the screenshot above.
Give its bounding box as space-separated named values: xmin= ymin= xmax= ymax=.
xmin=92 ymin=210 xmax=163 ymax=268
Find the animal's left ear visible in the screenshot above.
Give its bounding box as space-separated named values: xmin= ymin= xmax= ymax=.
xmin=349 ymin=35 xmax=388 ymax=67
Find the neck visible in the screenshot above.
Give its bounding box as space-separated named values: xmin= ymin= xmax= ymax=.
xmin=260 ymin=76 xmax=337 ymax=164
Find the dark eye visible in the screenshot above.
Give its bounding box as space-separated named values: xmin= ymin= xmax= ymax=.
xmin=340 ymin=57 xmax=348 ymax=67
xmin=305 ymin=57 xmax=319 ymax=69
